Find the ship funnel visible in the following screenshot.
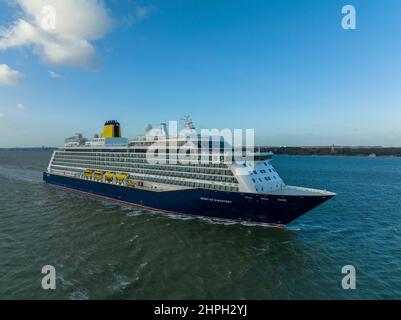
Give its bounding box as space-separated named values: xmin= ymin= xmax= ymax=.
xmin=101 ymin=120 xmax=121 ymax=138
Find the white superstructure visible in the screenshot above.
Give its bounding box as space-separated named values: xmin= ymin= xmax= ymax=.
xmin=48 ymin=118 xmax=290 ymax=194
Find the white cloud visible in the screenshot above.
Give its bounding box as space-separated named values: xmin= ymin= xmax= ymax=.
xmin=48 ymin=70 xmax=61 ymax=78
xmin=16 ymin=103 xmax=25 ymax=110
xmin=0 ymin=113 xmax=5 ymax=118
xmin=0 ymin=64 xmax=23 ymax=86
xmin=0 ymin=0 xmax=114 ymax=69
xmin=122 ymin=5 xmax=155 ymax=27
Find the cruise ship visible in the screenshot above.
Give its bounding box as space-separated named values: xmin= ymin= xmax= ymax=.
xmin=43 ymin=118 xmax=335 ymax=227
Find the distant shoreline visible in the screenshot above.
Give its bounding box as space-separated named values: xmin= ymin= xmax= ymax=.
xmin=1 ymin=146 xmax=401 ymax=157
xmin=260 ymin=146 xmax=401 ymax=157
xmin=0 ymin=147 xmax=57 ymax=151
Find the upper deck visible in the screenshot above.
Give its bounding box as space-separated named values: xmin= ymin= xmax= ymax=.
xmin=51 ymin=118 xmax=285 ymax=194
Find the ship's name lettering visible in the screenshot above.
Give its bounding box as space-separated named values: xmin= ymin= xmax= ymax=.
xmin=200 ymin=197 xmax=232 ymax=204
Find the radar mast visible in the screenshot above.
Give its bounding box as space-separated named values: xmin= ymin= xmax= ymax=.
xmin=182 ymin=115 xmax=195 ymax=130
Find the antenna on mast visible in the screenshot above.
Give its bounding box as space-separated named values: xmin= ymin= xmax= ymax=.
xmin=182 ymin=115 xmax=195 ymax=130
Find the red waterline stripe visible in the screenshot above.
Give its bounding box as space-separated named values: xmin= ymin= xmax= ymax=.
xmin=47 ymin=183 xmax=285 ymax=229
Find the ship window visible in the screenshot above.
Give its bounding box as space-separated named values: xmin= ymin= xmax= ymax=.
xmin=258 ymin=178 xmax=262 ymax=182
xmin=253 ymin=170 xmax=257 ymax=174
xmin=252 ymin=178 xmax=256 ymax=183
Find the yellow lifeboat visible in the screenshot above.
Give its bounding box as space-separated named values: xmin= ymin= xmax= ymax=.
xmin=116 ymin=173 xmax=128 ymax=182
xmin=83 ymin=169 xmax=93 ymax=178
xmin=127 ymin=179 xmax=135 ymax=187
xmin=94 ymin=170 xmax=105 ymax=180
xmin=105 ymin=172 xmax=115 ymax=181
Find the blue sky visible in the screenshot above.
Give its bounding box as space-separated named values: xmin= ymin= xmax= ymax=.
xmin=0 ymin=0 xmax=401 ymax=147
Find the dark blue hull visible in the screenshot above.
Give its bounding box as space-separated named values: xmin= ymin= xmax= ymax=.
xmin=43 ymin=173 xmax=333 ymax=226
